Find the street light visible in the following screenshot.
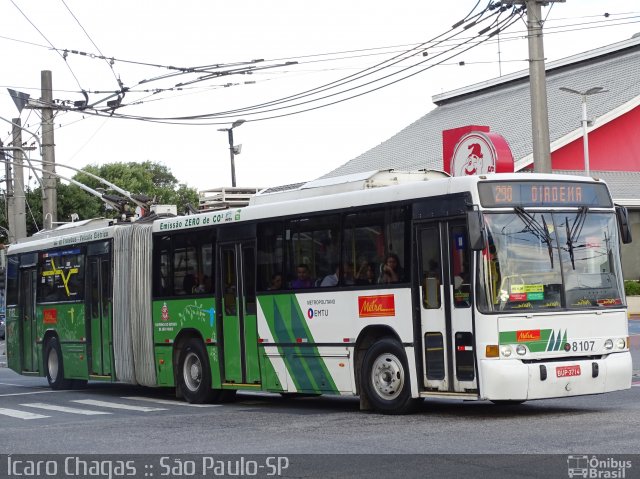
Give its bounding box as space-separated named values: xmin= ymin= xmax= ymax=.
xmin=218 ymin=119 xmax=246 ymax=187
xmin=559 ymin=86 xmax=608 ymax=175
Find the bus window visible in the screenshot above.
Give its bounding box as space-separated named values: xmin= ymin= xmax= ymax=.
xmin=38 ymin=249 xmax=85 ymax=302
xmin=6 ymin=256 xmax=19 ymax=306
xmin=257 ymin=222 xmax=283 ymax=291
xmin=285 ymin=215 xmax=339 ymax=287
xmin=450 ymin=225 xmax=471 ymax=308
xmin=153 ymin=235 xmax=171 ymax=296
xmin=343 ymin=206 xmax=409 ymax=286
xmin=419 ymin=227 xmax=441 ymax=309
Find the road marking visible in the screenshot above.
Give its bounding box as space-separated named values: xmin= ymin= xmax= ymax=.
xmin=22 ymin=402 xmax=112 ymax=415
xmin=0 ymin=390 xmax=62 ymax=397
xmin=122 ymin=396 xmax=222 ymax=408
xmin=72 ymin=399 xmax=167 ymax=412
xmin=0 ymin=408 xmax=50 ymax=420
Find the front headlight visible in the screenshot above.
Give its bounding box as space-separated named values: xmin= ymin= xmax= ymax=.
xmin=604 ymin=339 xmax=614 ymax=350
xmin=501 ymin=346 xmax=512 ymax=357
xmin=616 ymin=338 xmax=626 ymax=350
xmin=515 ymin=344 xmax=527 ymax=356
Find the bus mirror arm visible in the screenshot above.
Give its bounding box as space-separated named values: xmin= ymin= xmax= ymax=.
xmin=467 ymin=209 xmax=487 ymax=251
xmin=615 ymin=205 xmax=633 ymax=244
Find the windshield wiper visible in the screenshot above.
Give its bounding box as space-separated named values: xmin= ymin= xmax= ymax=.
xmin=514 ymin=207 xmax=554 ymax=267
xmin=541 ymin=215 xmax=554 ymax=269
xmin=565 ymin=206 xmax=588 ymax=270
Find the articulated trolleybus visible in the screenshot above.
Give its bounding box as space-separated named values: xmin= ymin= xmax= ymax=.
xmin=5 ymin=172 xmax=633 ymax=414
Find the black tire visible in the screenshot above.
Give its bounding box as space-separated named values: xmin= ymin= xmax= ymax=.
xmin=43 ymin=337 xmax=72 ymax=390
xmin=177 ymin=339 xmax=215 ymax=404
xmin=361 ymin=338 xmax=418 ymax=414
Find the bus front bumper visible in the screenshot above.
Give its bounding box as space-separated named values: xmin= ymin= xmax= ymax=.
xmin=479 ymin=352 xmax=632 ymax=401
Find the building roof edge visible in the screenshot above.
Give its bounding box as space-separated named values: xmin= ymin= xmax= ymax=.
xmin=432 ymin=35 xmax=640 ymax=104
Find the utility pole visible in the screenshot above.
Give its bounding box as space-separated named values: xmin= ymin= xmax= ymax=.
xmin=526 ymin=0 xmax=551 ymax=173
xmin=41 ymin=70 xmax=57 ymax=229
xmin=10 ymin=119 xmax=27 ymax=242
xmin=507 ymin=0 xmax=564 ymax=173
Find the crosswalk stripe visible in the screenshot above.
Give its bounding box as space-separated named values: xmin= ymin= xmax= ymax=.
xmin=22 ymin=402 xmax=112 ymax=415
xmin=0 ymin=407 xmax=49 ymax=420
xmin=72 ymin=399 xmax=167 ymax=412
xmin=0 ymin=390 xmax=62 ymax=397
xmin=122 ymin=396 xmax=222 ymax=408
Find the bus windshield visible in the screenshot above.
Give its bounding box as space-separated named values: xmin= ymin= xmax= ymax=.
xmin=477 ymin=210 xmax=625 ymax=312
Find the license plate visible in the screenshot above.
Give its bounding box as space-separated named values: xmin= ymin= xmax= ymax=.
xmin=556 ymin=365 xmax=581 ymax=378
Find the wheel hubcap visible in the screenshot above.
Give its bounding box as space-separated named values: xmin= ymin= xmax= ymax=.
xmin=371 ymin=353 xmax=404 ymax=400
xmin=47 ymin=348 xmax=59 ymax=381
xmin=183 ymin=352 xmax=202 ymax=392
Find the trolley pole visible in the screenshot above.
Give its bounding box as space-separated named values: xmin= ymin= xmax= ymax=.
xmin=41 ymin=70 xmax=58 ymax=230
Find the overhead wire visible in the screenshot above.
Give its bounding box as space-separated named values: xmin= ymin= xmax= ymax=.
xmin=10 ymin=0 xmax=85 ymax=92
xmin=61 ymin=8 xmax=640 ymax=123
xmin=3 ymin=5 xmax=639 ymax=128
xmin=78 ymin=7 xmax=525 ymax=125
xmin=83 ymin=1 xmax=502 ymax=121
xmin=60 ymin=0 xmax=121 ymax=90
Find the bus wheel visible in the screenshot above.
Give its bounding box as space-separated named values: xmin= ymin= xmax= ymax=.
xmin=361 ymin=338 xmax=417 ymax=415
xmin=177 ymin=339 xmax=214 ymax=404
xmin=43 ymin=337 xmax=72 ymax=390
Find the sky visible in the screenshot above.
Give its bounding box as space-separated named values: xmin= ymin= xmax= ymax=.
xmin=1 ymin=0 xmax=640 ymax=196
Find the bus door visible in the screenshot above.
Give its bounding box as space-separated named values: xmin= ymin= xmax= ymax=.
xmin=85 ymin=242 xmax=112 ymax=376
xmin=219 ymin=241 xmax=260 ymax=386
xmin=416 ymin=219 xmax=477 ymax=394
xmin=19 ymin=267 xmax=38 ymax=372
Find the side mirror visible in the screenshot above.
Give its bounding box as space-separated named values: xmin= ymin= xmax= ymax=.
xmin=467 ymin=209 xmax=487 ymax=251
xmin=616 ymin=205 xmax=632 ymax=244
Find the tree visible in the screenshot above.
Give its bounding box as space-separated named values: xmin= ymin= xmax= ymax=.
xmin=2 ymin=161 xmax=199 ymax=237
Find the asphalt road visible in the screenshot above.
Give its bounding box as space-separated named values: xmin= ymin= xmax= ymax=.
xmin=1 ymin=330 xmax=639 ymax=479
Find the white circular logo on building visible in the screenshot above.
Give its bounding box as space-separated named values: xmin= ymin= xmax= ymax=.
xmin=451 ymin=132 xmax=498 ymax=176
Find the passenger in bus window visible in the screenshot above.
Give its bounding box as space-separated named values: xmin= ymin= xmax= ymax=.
xmin=194 ymin=273 xmax=212 ymax=294
xmin=320 ymin=263 xmax=355 ymax=287
xmin=356 ymin=262 xmax=376 ymax=285
xmin=379 ymin=253 xmax=402 ymax=284
xmin=427 ymin=260 xmax=440 ymax=277
xmin=291 ymin=264 xmax=314 ymax=289
xmin=343 ymin=263 xmax=355 ymax=285
xmin=267 ymin=272 xmax=283 ymax=291
xmin=320 ymin=264 xmax=339 ymax=287
xmin=183 ymin=273 xmax=196 ymax=295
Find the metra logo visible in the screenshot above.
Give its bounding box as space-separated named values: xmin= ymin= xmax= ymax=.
xmin=516 ymin=329 xmax=541 ymax=342
xmin=358 ymin=294 xmax=396 ymax=318
xmin=597 ymin=298 xmax=622 ymax=306
xmin=43 ymin=309 xmax=57 ymax=324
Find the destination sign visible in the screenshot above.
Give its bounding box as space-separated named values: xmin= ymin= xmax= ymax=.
xmin=478 ymin=181 xmax=612 ymax=208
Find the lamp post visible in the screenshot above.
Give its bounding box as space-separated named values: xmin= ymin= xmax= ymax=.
xmin=559 ymin=86 xmax=608 ymax=175
xmin=218 ymin=119 xmax=245 ymax=187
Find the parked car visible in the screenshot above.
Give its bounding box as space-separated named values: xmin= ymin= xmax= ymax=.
xmin=0 ymin=315 xmax=5 ymax=340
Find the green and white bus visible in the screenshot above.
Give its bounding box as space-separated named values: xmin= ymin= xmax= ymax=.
xmin=4 ymin=172 xmax=633 ymax=414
